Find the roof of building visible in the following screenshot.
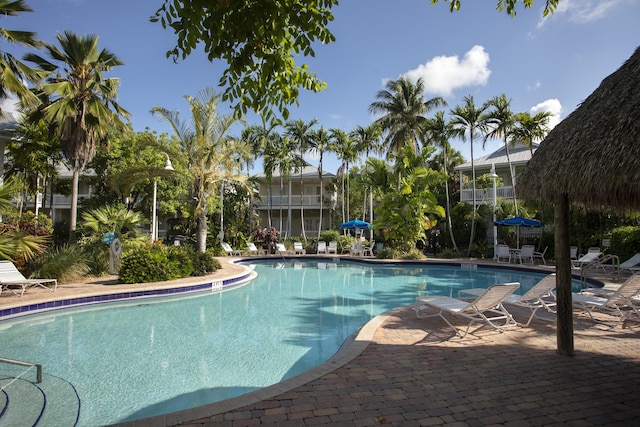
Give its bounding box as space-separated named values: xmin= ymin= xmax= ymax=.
xmin=454 ymin=142 xmax=539 ymax=172
xmin=255 ymin=163 xmax=335 ymax=179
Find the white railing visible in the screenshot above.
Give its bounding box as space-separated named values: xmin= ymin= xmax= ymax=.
xmin=254 ymin=194 xmax=324 ymax=208
xmin=460 ymin=186 xmax=514 ymax=204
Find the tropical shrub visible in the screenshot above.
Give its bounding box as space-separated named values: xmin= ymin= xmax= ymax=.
xmin=81 ymin=240 xmax=111 ymax=276
xmin=119 ymin=243 xmax=194 ymax=283
xmin=27 ymin=244 xmax=90 ymax=284
xmin=192 ymin=249 xmax=222 ymax=276
xmin=319 ymin=230 xmax=340 ymax=243
xmin=610 ymin=226 xmax=640 ymax=262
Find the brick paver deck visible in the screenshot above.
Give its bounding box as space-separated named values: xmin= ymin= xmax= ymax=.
xmin=172 ymin=304 xmax=640 ymax=426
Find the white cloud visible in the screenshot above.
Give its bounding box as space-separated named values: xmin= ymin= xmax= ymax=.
xmin=527 ymin=80 xmax=542 ymax=91
xmin=531 ymin=98 xmax=563 ymax=129
xmin=0 ymin=96 xmax=21 ymax=120
xmin=400 ymin=45 xmax=491 ymax=97
xmin=536 ymin=0 xmax=622 ymax=29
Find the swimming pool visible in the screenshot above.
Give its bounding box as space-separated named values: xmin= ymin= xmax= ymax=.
xmin=0 ymin=260 xmax=564 ymax=426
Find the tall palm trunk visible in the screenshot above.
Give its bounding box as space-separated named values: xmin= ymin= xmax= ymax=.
xmin=503 ymin=138 xmax=518 ymax=215
xmin=317 ymin=166 xmax=324 ymax=242
xmin=279 ymin=177 xmax=284 ymax=233
xmin=300 ymin=168 xmax=306 ymax=242
xmin=69 ymin=170 xmax=80 ymax=241
xmin=196 ymin=210 xmax=207 ymax=253
xmin=468 ymin=135 xmax=476 ymax=257
xmin=443 ymin=147 xmax=459 ymax=254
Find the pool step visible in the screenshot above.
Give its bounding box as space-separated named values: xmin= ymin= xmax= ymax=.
xmin=0 ymin=373 xmax=80 ymax=426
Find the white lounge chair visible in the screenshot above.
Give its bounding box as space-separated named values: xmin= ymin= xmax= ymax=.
xmin=459 ymin=274 xmax=557 ymax=326
xmin=221 ymin=242 xmax=242 ymax=256
xmin=570 ymin=246 xmax=578 ymax=260
xmin=495 ymin=244 xmax=511 ymax=263
xmin=247 ymin=242 xmax=261 ymax=256
xmin=620 ymin=253 xmax=640 ymax=274
xmin=327 ymin=241 xmax=338 ymax=254
xmin=293 ymin=242 xmax=306 ymax=255
xmin=275 ymin=243 xmax=290 ymax=255
xmin=572 ymin=251 xmax=602 ymax=268
xmin=533 ymin=246 xmax=548 ymax=265
xmin=0 ymin=260 xmax=58 ymax=297
xmin=415 ymin=282 xmax=520 ymax=337
xmin=573 ymin=275 xmax=640 ymax=327
xmin=317 ymin=241 xmax=327 ymax=254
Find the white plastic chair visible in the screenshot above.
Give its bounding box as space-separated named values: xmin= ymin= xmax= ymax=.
xmin=496 ymin=244 xmax=511 ymax=263
xmin=518 ymin=245 xmax=535 ymax=264
xmin=327 ymin=241 xmax=338 ymax=254
xmin=293 ymin=242 xmax=306 ymax=255
xmin=317 ymin=241 xmax=327 ymax=254
xmin=533 ymin=246 xmax=548 ymax=265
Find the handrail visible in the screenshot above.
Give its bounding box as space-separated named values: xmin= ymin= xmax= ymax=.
xmin=0 ymin=357 xmax=42 ymax=383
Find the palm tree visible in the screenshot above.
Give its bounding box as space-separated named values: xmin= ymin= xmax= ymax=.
xmin=513 ymin=111 xmax=551 ymax=155
xmin=350 ymin=123 xmax=382 ymax=232
xmin=152 ymin=87 xmax=246 ymax=252
xmin=484 ymin=94 xmax=518 ymax=214
xmin=25 ymin=31 xmax=130 ymax=241
xmin=309 ymin=126 xmax=332 ymax=241
xmin=244 ymin=120 xmax=282 ymax=228
xmin=284 ymin=118 xmax=317 ymax=241
xmin=423 ymin=111 xmax=459 ymax=254
xmin=368 ymin=77 xmax=445 ymax=162
xmin=265 ymin=134 xmax=298 ymax=238
xmin=330 ymin=128 xmax=358 ymax=225
xmin=449 ymin=95 xmax=489 ymax=256
xmin=0 ymin=0 xmax=43 ymax=112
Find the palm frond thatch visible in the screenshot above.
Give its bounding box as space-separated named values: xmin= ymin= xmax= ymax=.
xmin=518 ymin=46 xmax=640 ymax=212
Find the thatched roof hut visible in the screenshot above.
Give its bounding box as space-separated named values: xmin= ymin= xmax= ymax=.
xmin=518 ymin=46 xmax=640 ymax=356
xmin=519 ymin=46 xmax=640 ymax=210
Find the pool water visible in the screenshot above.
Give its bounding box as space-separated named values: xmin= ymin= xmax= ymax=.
xmin=0 ymin=260 xmax=561 ymax=426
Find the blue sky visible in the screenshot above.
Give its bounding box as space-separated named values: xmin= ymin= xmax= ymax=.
xmin=4 ymin=0 xmax=640 ymax=173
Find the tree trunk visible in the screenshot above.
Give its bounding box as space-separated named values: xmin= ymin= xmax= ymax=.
xmin=196 ymin=210 xmax=207 ymax=253
xmin=69 ymin=170 xmax=79 ymax=242
xmin=504 ymin=139 xmax=518 ymax=216
xmin=318 ymin=171 xmax=324 ymax=242
xmin=467 ymin=137 xmax=476 ymax=256
xmin=555 ymin=192 xmax=574 ymax=356
xmin=443 ymin=149 xmax=459 ymax=254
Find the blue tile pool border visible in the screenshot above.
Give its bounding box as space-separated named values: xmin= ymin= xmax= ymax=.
xmin=0 ymin=270 xmax=256 ymax=321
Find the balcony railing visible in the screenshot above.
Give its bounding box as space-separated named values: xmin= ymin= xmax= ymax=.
xmin=254 ymin=194 xmax=328 ymax=209
xmin=460 ymin=186 xmax=514 ymax=204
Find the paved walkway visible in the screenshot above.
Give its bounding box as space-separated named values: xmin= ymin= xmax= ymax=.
xmin=169 ymin=303 xmax=640 ymax=427
xmin=3 ymin=259 xmax=640 ymax=426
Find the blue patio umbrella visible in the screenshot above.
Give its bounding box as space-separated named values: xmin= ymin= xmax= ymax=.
xmin=339 ymin=219 xmax=371 ymax=230
xmin=493 ymin=216 xmax=543 ymax=248
xmin=493 ymin=216 xmax=543 ymax=227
